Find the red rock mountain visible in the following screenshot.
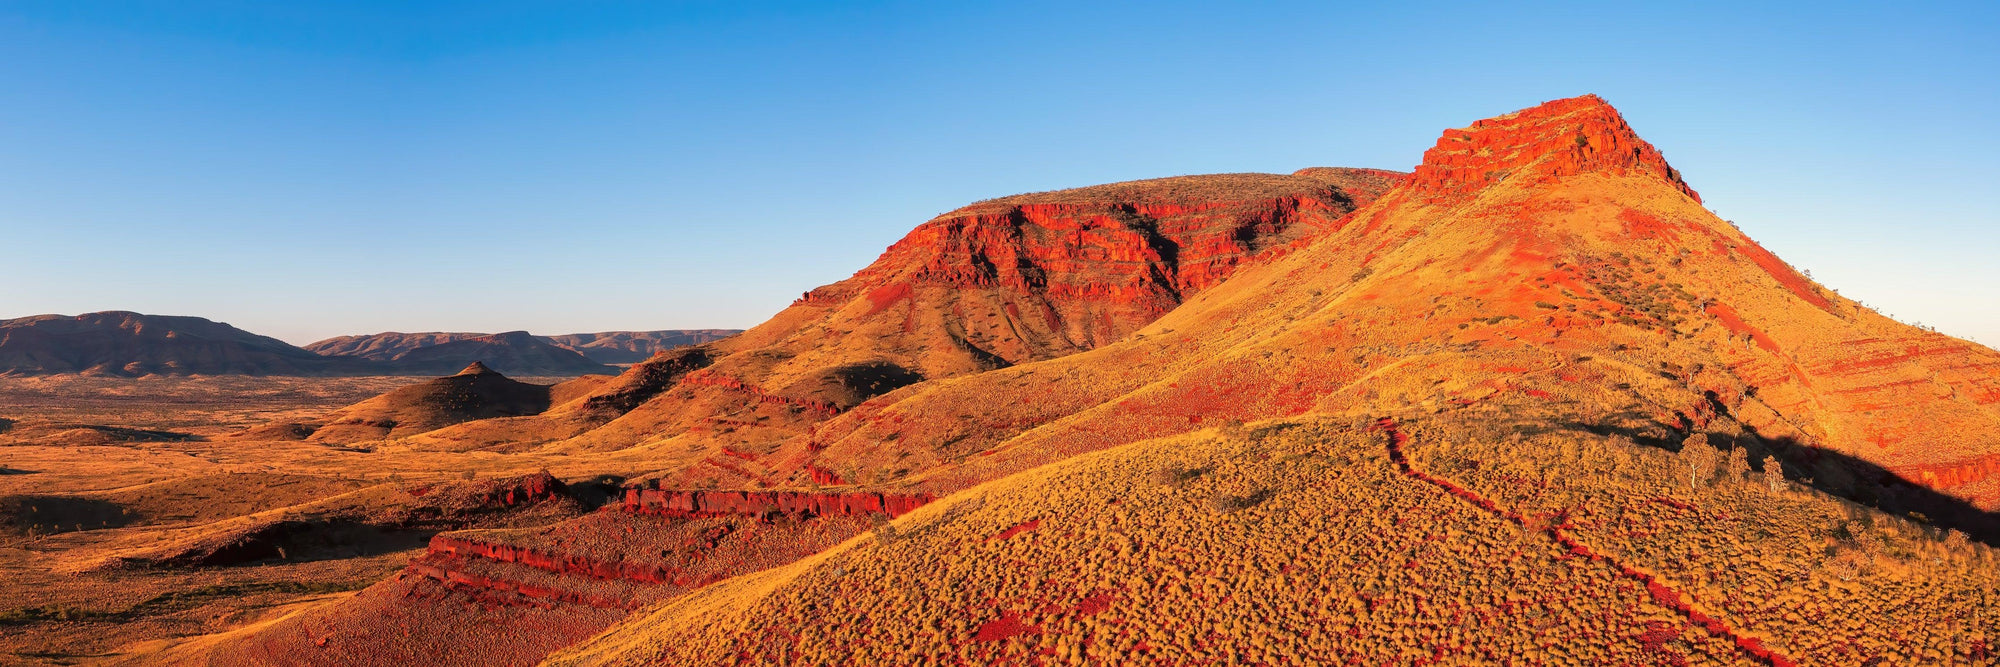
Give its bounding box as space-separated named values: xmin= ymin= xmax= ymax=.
xmin=746 ymin=95 xmax=2000 ymax=506
xmin=195 ymin=97 xmax=2000 ymax=666
xmin=532 ymin=94 xmax=2000 ymax=665
xmin=545 ymin=167 xmax=1404 ymax=451
xmin=201 ymin=167 xmax=1403 ymax=664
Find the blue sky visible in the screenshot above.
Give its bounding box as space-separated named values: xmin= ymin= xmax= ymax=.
xmin=1 ymin=1 xmax=1995 ymax=345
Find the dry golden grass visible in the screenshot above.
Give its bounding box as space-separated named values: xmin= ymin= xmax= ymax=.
xmin=557 ymin=417 xmax=2000 ymax=665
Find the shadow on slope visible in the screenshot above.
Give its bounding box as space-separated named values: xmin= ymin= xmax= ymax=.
xmin=1530 ymin=412 xmax=2000 ymax=548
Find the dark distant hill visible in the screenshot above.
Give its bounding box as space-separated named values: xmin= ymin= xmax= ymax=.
xmin=307 ymin=329 xmax=739 ymax=365
xmin=381 ymin=331 xmax=613 ymax=376
xmin=299 ymin=332 xmax=485 ymax=361
xmin=0 ymin=312 xmax=719 ymax=377
xmin=0 ymin=312 xmax=371 ymax=377
xmin=533 ymin=330 xmax=738 ymax=364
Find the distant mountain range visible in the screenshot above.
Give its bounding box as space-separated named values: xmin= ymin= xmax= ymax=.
xmin=305 ymin=329 xmax=738 ymax=365
xmin=0 ymin=311 xmax=738 ymax=377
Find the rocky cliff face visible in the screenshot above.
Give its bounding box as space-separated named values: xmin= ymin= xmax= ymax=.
xmin=1407 ymin=94 xmax=1700 ymax=203
xmin=779 ymin=168 xmax=1405 ymax=375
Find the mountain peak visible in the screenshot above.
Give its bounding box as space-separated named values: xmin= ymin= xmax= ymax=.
xmin=455 ymin=361 xmax=497 ymax=376
xmin=1407 ymin=95 xmax=1700 ymax=204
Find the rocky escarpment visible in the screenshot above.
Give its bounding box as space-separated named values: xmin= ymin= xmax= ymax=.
xmin=788 ymin=168 xmax=1406 ymax=370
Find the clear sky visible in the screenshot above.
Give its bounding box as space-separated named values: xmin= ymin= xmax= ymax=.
xmin=2 ymin=1 xmax=1995 ymax=346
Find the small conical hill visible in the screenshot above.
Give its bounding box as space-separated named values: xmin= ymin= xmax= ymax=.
xmin=307 ymin=364 xmax=556 ymax=443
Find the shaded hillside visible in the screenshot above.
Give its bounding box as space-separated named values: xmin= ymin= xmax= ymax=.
xmin=302 ymin=332 xmax=487 ymax=361
xmin=384 ymin=331 xmax=613 ymax=376
xmin=306 ymin=329 xmax=739 ymax=365
xmin=0 ymin=312 xmax=372 ymax=377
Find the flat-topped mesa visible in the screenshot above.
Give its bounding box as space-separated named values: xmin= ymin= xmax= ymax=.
xmin=1407 ymin=95 xmax=1700 ymax=203
xmin=792 ymin=168 xmax=1404 ymax=311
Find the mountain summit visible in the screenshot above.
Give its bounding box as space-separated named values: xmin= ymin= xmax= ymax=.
xmin=1409 ymin=94 xmax=1700 ymax=203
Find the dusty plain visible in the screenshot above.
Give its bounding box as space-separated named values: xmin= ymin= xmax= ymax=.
xmin=0 ymin=375 xmax=592 ymax=664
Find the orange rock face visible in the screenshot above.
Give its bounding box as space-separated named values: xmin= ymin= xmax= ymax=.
xmin=782 ymin=168 xmax=1405 ymax=371
xmin=1408 ymin=94 xmax=1699 ymax=204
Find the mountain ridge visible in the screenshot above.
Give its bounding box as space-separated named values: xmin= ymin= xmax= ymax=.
xmin=307 ymin=329 xmax=740 ymax=365
xmin=0 ymin=313 xmax=738 ymax=377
